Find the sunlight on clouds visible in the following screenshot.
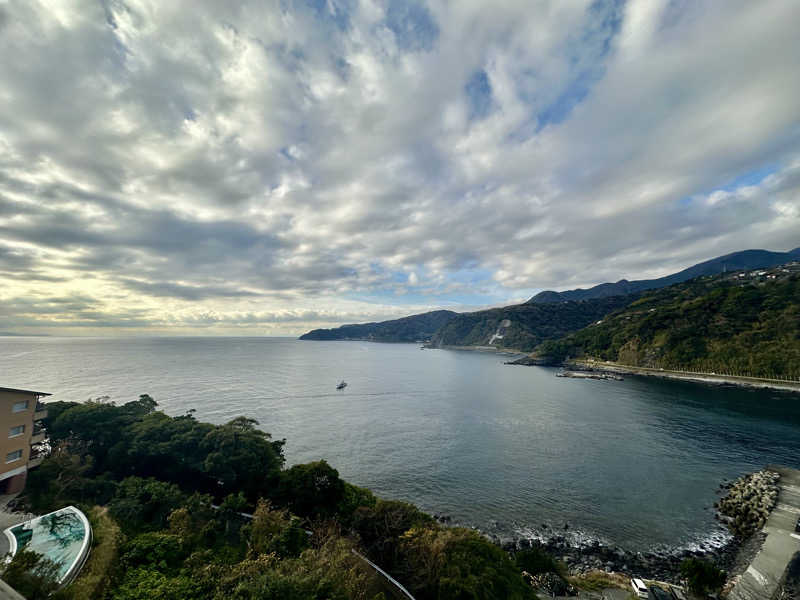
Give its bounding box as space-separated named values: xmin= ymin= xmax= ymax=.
xmin=0 ymin=0 xmax=797 ymax=334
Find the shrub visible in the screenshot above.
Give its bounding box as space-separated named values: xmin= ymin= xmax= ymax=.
xmin=110 ymin=568 xmax=206 ymax=600
xmin=1 ymin=549 xmax=60 ymax=600
xmin=350 ymin=499 xmax=434 ymax=570
xmin=109 ymin=477 xmax=186 ymax=533
xmin=247 ymin=499 xmax=308 ymax=558
xmin=276 ymin=461 xmax=346 ymax=519
xmin=120 ymin=532 xmax=186 ymax=570
xmin=399 ymin=526 xmax=536 ymax=600
xmin=680 ymin=558 xmax=726 ymax=595
xmin=58 ymin=506 xmax=123 ymax=600
xmin=515 ymin=544 xmax=562 ymax=576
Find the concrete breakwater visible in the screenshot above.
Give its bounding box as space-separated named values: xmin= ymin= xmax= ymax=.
xmin=715 ymin=470 xmax=780 ymax=538
xmin=555 ymin=370 xmax=624 ymax=381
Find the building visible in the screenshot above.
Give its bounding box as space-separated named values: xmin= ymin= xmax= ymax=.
xmin=0 ymin=387 xmax=49 ymax=495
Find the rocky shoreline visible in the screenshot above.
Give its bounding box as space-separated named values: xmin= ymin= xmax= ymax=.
xmin=500 ymin=531 xmax=739 ymax=585
xmin=456 ymin=468 xmax=782 ymax=587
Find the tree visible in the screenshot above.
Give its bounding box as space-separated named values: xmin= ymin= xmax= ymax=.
xmin=351 ymin=499 xmax=433 ymax=570
xmin=276 ymin=461 xmax=346 ymax=519
xmin=399 ymin=526 xmax=536 ymax=600
xmin=515 ymin=545 xmax=562 ymax=576
xmin=1 ymin=549 xmax=60 ymax=600
xmin=200 ymin=418 xmax=284 ymax=500
xmin=247 ymin=499 xmax=308 ymax=558
xmin=680 ymin=558 xmax=726 ymax=596
xmin=109 ymin=477 xmax=186 ymax=533
xmin=120 ymin=532 xmax=186 ymax=570
xmin=110 ymin=568 xmax=206 ymax=600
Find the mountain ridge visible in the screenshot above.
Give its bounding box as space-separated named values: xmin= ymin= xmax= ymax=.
xmin=298 ymin=246 xmax=800 ymax=345
xmin=299 ymin=309 xmax=457 ymax=342
xmin=527 ymin=247 xmax=800 ymax=304
xmin=531 ymin=263 xmax=800 ymax=379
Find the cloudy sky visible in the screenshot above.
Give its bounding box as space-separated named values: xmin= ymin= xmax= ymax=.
xmin=0 ymin=0 xmax=798 ymax=336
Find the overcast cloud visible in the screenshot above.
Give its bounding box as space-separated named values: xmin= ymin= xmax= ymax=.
xmin=0 ymin=0 xmax=798 ymax=335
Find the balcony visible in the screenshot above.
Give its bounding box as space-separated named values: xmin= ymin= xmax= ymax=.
xmin=30 ymin=426 xmax=46 ymax=445
xmin=34 ymin=402 xmax=47 ymax=420
xmin=28 ymin=448 xmax=46 ymax=469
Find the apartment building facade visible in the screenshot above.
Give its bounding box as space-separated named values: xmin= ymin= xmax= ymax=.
xmin=0 ymin=387 xmax=49 ymax=494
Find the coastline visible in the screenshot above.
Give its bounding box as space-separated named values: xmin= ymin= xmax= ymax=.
xmin=567 ymin=360 xmax=800 ymax=394
xmin=425 ymin=343 xmax=528 ymax=357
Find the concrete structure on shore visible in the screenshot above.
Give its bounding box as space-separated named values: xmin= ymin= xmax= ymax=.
xmin=0 ymin=387 xmax=49 ymax=494
xmin=728 ymin=466 xmax=800 ymax=600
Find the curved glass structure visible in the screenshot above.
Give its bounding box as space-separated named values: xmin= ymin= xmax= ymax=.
xmin=3 ymin=505 xmax=92 ymax=586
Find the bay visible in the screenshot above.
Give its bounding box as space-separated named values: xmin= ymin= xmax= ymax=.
xmin=2 ymin=336 xmax=799 ymax=552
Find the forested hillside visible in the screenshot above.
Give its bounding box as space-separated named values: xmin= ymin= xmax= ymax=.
xmin=534 ymin=266 xmax=800 ymax=379
xmin=300 ymin=310 xmax=456 ymax=342
xmin=7 ymin=396 xmax=536 ymax=600
xmin=429 ymin=296 xmax=631 ymax=352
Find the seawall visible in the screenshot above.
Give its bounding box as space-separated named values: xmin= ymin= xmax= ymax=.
xmin=567 ymin=361 xmax=800 ymax=394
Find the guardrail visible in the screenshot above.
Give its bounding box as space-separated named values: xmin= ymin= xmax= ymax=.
xmin=351 ymin=549 xmax=416 ymax=600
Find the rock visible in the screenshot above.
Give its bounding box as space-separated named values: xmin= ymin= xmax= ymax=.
xmin=716 ymin=470 xmax=780 ymax=538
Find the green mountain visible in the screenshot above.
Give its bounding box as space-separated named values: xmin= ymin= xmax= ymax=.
xmin=298 ymin=247 xmax=800 ymax=353
xmin=527 ymin=247 xmax=800 ymax=304
xmin=428 ymin=296 xmax=631 ymax=352
xmin=533 ymin=264 xmax=800 ymax=379
xmin=299 ymin=309 xmax=457 ymax=342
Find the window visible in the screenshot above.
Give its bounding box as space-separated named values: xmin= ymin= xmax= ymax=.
xmin=8 ymin=425 xmax=24 ymax=438
xmin=11 ymin=400 xmax=29 ymax=413
xmin=5 ymin=450 xmax=22 ymax=463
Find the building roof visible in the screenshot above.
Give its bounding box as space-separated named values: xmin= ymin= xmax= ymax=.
xmin=0 ymin=386 xmax=51 ymax=397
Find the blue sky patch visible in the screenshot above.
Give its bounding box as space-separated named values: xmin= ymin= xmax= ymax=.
xmin=718 ymin=163 xmax=779 ymax=192
xmin=465 ymin=70 xmax=493 ymax=120
xmin=384 ymin=0 xmax=439 ymax=52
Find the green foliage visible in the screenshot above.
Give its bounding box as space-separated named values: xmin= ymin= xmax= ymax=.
xmin=431 ymin=296 xmax=632 ymax=352
xmin=399 ymin=527 xmax=536 ymax=600
xmin=109 ymin=477 xmax=186 ymax=533
xmin=337 ymin=482 xmax=377 ymax=522
xmin=120 ymin=532 xmax=186 ymax=570
xmin=43 ymin=398 xmax=285 ymax=504
xmin=23 ymin=398 xmax=550 ymax=600
xmin=1 ymin=549 xmax=61 ymax=600
xmin=535 ymin=273 xmax=800 ymax=379
xmin=300 ymin=310 xmax=457 ymax=342
xmin=515 ymin=544 xmax=562 ymax=576
xmin=25 ymin=443 xmax=113 ymax=513
xmin=246 ymin=499 xmax=308 ymax=558
xmin=57 ymin=506 xmax=123 ymax=600
xmin=277 ymin=460 xmax=346 ymax=519
xmin=40 ymin=400 xmax=79 ymax=431
xmin=111 ymin=568 xmax=206 ymax=600
xmin=680 ymin=558 xmax=726 ymax=595
xmin=351 ymin=499 xmax=434 ymax=570
xmin=205 ymin=542 xmax=376 ymax=600
xmin=165 ymin=497 xmax=220 ymax=549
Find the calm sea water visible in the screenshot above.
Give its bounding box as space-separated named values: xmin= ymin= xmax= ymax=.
xmin=2 ymin=336 xmax=799 ymax=551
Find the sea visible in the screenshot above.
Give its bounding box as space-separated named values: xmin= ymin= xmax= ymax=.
xmin=2 ymin=336 xmax=799 ymax=553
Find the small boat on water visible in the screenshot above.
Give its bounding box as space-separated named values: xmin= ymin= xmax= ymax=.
xmin=336 ymin=380 xmax=347 ymax=390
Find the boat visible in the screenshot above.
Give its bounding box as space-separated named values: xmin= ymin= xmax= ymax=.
xmin=336 ymin=381 xmax=347 ymax=390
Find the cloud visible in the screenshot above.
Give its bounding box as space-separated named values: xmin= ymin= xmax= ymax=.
xmin=117 ymin=278 xmax=264 ymax=301
xmin=0 ymin=0 xmax=798 ymax=335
